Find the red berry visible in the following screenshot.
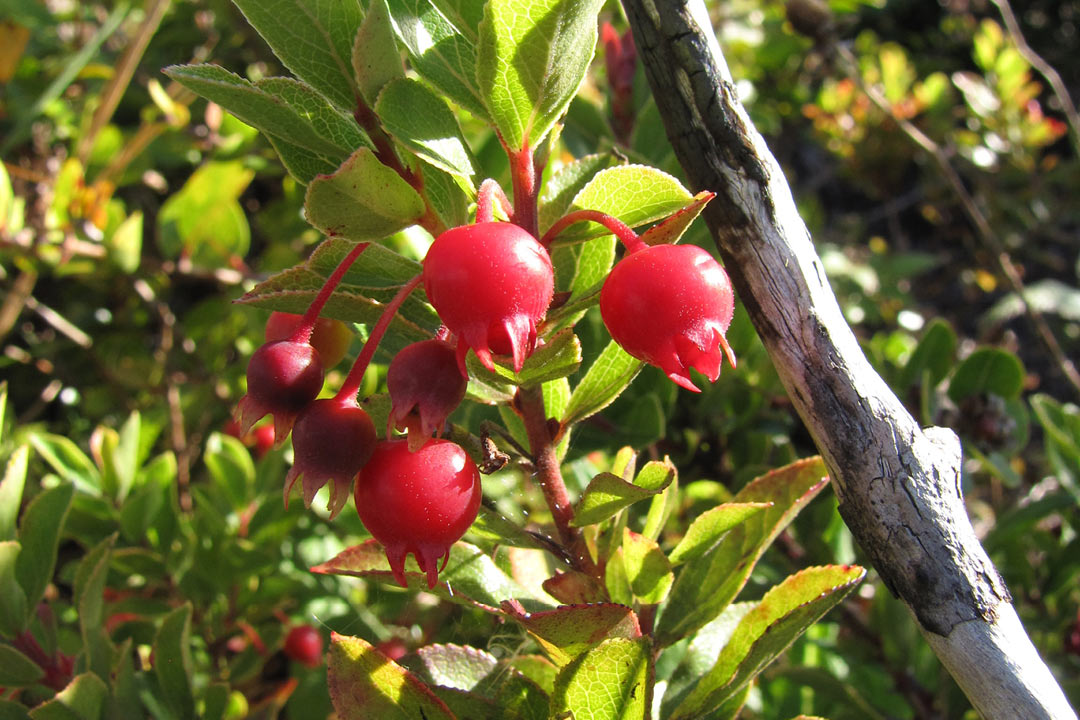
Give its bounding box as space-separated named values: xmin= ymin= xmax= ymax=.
xmin=600 ymin=243 xmax=736 ymax=391
xmin=285 ymin=396 xmax=377 ymax=519
xmin=252 ymin=423 xmax=276 ymax=458
xmin=283 ymin=625 xmax=324 ymax=668
xmin=354 ymin=439 xmax=482 ymax=589
xmin=422 ymin=222 xmax=554 ymax=375
xmin=387 ymin=339 xmax=467 ymax=451
xmin=236 ymin=340 xmax=324 ymax=440
xmin=265 ymin=312 xmax=352 ymax=370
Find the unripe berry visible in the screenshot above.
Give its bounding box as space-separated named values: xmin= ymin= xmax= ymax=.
xmin=264 ymin=311 xmax=352 ymax=370
xmin=354 ymin=439 xmax=482 ymax=589
xmin=285 ymin=396 xmax=377 ymax=519
xmin=387 ymin=339 xmax=467 ymax=451
xmin=283 ymin=625 xmax=323 ymax=668
xmin=236 ymin=340 xmax=324 ymax=440
xmin=422 ymin=222 xmax=554 ymax=375
xmin=600 ymin=243 xmax=736 ymax=391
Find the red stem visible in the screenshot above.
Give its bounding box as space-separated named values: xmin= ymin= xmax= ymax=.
xmin=506 ymin=142 xmax=539 ymax=238
xmin=337 ymin=274 xmax=424 ymax=400
xmin=476 ymin=178 xmax=513 ymax=223
xmin=539 ymin=209 xmax=645 ymax=252
xmin=289 ymin=242 xmax=370 ymax=344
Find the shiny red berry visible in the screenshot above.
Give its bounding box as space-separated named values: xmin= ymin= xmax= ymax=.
xmin=422 ymin=221 xmax=554 ymax=375
xmin=265 ymin=311 xmax=352 ymax=370
xmin=285 ymin=396 xmax=377 ymax=519
xmin=387 ymin=339 xmax=467 ymax=451
xmin=354 ymin=439 xmax=482 ymax=589
xmin=283 ymin=624 xmax=324 ymax=668
xmin=236 ymin=340 xmax=324 ymax=440
xmin=600 ymin=243 xmax=736 ymax=391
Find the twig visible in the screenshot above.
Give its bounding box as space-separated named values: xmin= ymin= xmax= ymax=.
xmin=990 ymin=0 xmax=1080 ymax=158
xmin=835 ymin=44 xmax=1080 ymax=401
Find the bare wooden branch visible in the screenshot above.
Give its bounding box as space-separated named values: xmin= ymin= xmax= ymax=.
xmin=620 ymin=1 xmax=1077 ymax=717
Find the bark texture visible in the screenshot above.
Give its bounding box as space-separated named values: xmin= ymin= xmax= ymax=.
xmin=621 ymin=0 xmax=1077 ymax=717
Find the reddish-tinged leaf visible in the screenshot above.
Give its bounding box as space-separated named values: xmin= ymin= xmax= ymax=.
xmin=640 ymin=191 xmax=715 ymax=246
xmin=501 ymin=602 xmax=641 ymax=666
xmin=327 ymin=633 xmax=455 ymax=720
xmin=543 ymin=570 xmax=609 ymax=605
xmin=417 ymin=644 xmax=497 ymax=691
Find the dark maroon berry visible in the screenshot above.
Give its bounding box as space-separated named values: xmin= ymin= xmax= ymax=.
xmin=236 ymin=340 xmax=324 ymax=441
xmin=387 ymin=339 xmax=467 ymax=451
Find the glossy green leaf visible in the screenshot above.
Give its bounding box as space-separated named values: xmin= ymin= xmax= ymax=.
xmin=0 ymin=445 xmax=29 ymax=541
xmin=28 ymin=433 xmax=100 ymax=493
xmin=465 ymin=329 xmax=581 ymax=387
xmin=502 ymin=602 xmax=641 ymax=666
xmin=376 ymin=78 xmax=475 ymax=180
xmin=28 ymin=673 xmax=108 ymax=720
xmin=490 ymin=667 xmax=550 ymax=720
xmin=354 ymin=0 xmax=405 ymax=104
xmin=157 ymin=161 xmax=253 ymax=267
xmin=328 ymin=633 xmax=455 ymax=720
xmin=898 ymin=318 xmax=956 ymax=390
xmin=563 ymin=340 xmax=643 ymax=426
xmin=948 ymin=347 xmax=1025 ymax=402
xmin=74 ymin=534 xmax=115 ymax=681
xmin=538 ymin=153 xmax=620 ymax=234
xmin=668 ymin=502 xmax=772 ymax=565
xmin=312 ymin=539 xmax=552 ymax=611
xmin=417 ymin=643 xmax=497 ymax=691
xmin=620 ymin=529 xmax=673 ymax=604
xmin=477 ymin=0 xmax=603 ymax=150
xmin=15 ymin=483 xmax=74 ymax=625
xmin=469 ymin=507 xmax=552 ymax=553
xmin=231 ymin=0 xmax=363 ymax=111
xmin=163 ymin=65 xmax=349 ymax=159
xmin=422 ymin=160 xmax=471 ymax=229
xmin=673 ymin=565 xmax=865 ymax=718
xmin=0 ymin=640 xmax=41 ymax=686
xmin=304 ymin=148 xmax=426 ymax=240
xmin=572 ymin=458 xmax=675 ymax=527
xmin=655 ymin=458 xmax=830 ymax=646
xmin=550 ymin=637 xmax=651 ymax=720
xmin=0 ymin=541 xmax=27 ymax=636
xmin=386 ymin=0 xmax=488 ymax=120
xmin=203 ymin=432 xmax=255 ymax=510
xmin=154 ymin=604 xmax=195 ymax=720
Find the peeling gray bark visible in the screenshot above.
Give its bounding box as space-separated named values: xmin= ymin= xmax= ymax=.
xmin=620 ymin=0 xmax=1078 ymax=717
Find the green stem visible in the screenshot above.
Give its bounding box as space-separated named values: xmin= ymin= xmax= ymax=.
xmin=540 ymin=209 xmax=644 ymax=252
xmin=337 ymin=274 xmax=424 ymax=401
xmin=289 ymin=242 xmax=370 ymax=345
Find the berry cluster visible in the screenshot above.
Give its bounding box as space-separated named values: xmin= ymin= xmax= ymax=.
xmin=236 ymin=182 xmax=736 ymax=588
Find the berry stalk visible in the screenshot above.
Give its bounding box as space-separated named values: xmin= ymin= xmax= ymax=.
xmin=337 ymin=274 xmax=424 ymax=400
xmin=540 ymin=209 xmax=645 ymax=253
xmin=476 ymin=178 xmax=513 ymax=224
xmin=290 ymin=242 xmax=370 ymax=345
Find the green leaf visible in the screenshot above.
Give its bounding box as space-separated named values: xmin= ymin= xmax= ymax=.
xmin=266 ymin=133 xmax=341 ymax=184
xmin=106 ymin=210 xmax=142 ymax=273
xmin=620 ymin=529 xmax=673 ymax=604
xmin=28 ymin=673 xmax=109 ymax=720
xmin=673 ymin=565 xmax=865 ymax=718
xmin=73 ymin=534 xmax=115 ymax=681
xmin=0 ymin=445 xmax=29 ymax=541
xmin=538 ymin=153 xmax=620 ymax=234
xmin=28 ymin=433 xmax=100 ymax=494
xmin=110 ymin=411 xmax=141 ymax=502
xmin=386 ymin=0 xmax=489 ymax=120
xmin=898 ymin=318 xmax=956 ymax=390
xmin=550 ymin=637 xmax=651 ymax=720
xmin=231 ymin=0 xmax=363 ymax=111
xmin=947 ymin=347 xmax=1025 ymax=402
xmin=312 ymin=540 xmax=551 ymax=611
xmin=0 ymin=642 xmax=42 ymax=686
xmin=563 ymin=340 xmax=643 ymax=426
xmin=16 ymin=483 xmax=74 ymax=625
xmin=572 ymin=458 xmax=675 ymax=527
xmin=655 ymin=458 xmax=829 ymax=646
xmin=157 ymin=161 xmax=253 ymax=267
xmin=422 ymin=160 xmax=471 ymax=229
xmin=668 ymin=503 xmax=772 ymax=565
xmin=417 ymin=644 xmax=498 ymax=691
xmin=477 ymin=0 xmax=604 ymax=150
xmin=163 ymin=65 xmax=350 ymax=159
xmin=154 ymin=604 xmax=195 ymax=720
xmin=353 ymin=0 xmax=405 ymax=104
xmin=542 ymin=570 xmax=608 ymax=605
xmin=465 ymin=329 xmax=581 ymax=387
xmin=119 ymin=458 xmax=172 ymax=543
xmin=0 ymin=541 xmax=28 ymax=636
xmin=502 ymin=602 xmax=641 ymax=666
xmin=304 ymin=148 xmax=426 ymax=240
xmin=204 ymin=432 xmax=255 ymax=510
xmin=377 ymin=78 xmax=475 ymax=180
xmin=0 ymin=699 xmax=31 ymax=720
xmin=328 ymin=633 xmax=456 ymax=720
xmin=256 ymin=77 xmax=367 ymax=151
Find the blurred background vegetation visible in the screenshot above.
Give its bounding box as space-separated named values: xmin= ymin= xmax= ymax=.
xmin=1 ymin=0 xmax=1078 ymax=717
